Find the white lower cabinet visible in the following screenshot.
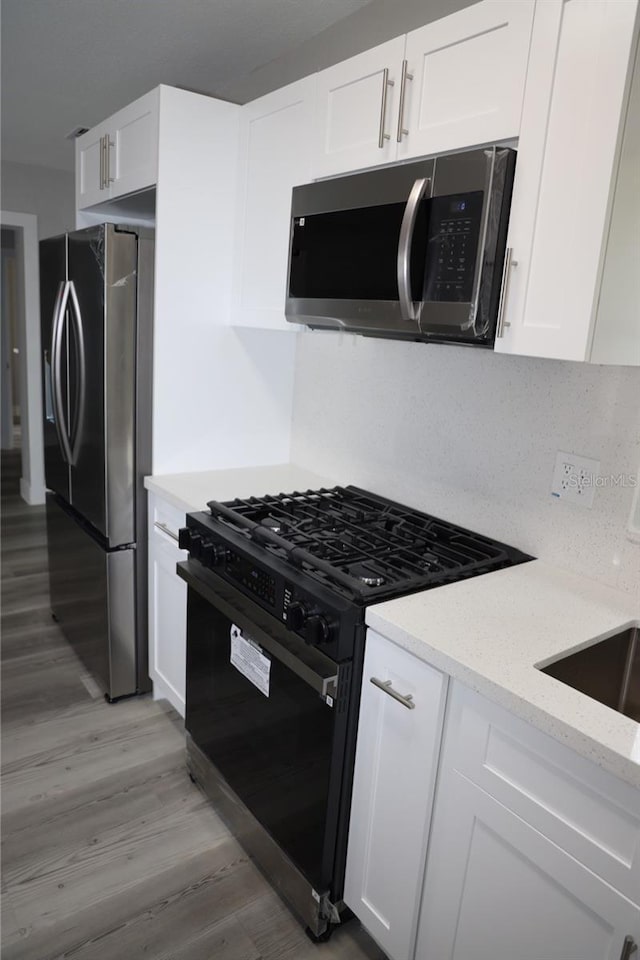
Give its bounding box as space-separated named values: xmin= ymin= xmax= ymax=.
xmin=417 ymin=768 xmax=640 ymax=960
xmin=147 ymin=494 xmax=188 ymax=716
xmin=344 ymin=630 xmax=448 ymax=960
xmin=346 ymin=635 xmax=640 ymax=960
xmin=417 ymin=682 xmax=640 ymax=960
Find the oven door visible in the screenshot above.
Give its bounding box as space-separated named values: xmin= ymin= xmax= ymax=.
xmin=178 ymin=561 xmax=352 ymax=899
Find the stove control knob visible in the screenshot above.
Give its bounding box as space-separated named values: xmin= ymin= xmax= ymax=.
xmin=178 ymin=527 xmax=191 ymax=551
xmin=286 ymin=601 xmax=308 ymax=632
xmin=305 ymin=615 xmax=331 ymax=647
xmin=198 ymin=540 xmax=225 ymax=566
xmin=198 ymin=539 xmax=214 ymax=563
xmin=185 ymin=530 xmax=202 ymax=556
xmin=211 ymin=544 xmax=227 ymax=567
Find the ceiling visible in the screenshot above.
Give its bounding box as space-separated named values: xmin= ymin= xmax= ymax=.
xmin=1 ymin=0 xmax=373 ymax=173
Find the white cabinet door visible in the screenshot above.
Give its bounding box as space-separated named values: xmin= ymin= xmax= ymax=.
xmin=495 ymin=0 xmax=639 ymax=361
xmin=76 ymin=122 xmax=111 ymax=209
xmin=109 ymin=89 xmax=159 ymax=200
xmin=591 ymin=36 xmax=640 ymax=365
xmin=344 ymin=630 xmax=447 ymax=960
xmin=75 ymin=89 xmax=159 ymax=209
xmin=418 ymin=768 xmax=640 ymax=960
xmin=398 ymin=0 xmax=535 ymax=161
xmin=148 ymin=499 xmax=187 ymax=716
xmin=232 ymin=76 xmax=316 ymax=330
xmin=313 ymin=36 xmax=405 ymax=178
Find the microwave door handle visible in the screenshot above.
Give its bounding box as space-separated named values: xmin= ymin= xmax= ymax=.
xmin=52 ymin=280 xmax=74 ymax=465
xmin=397 ymin=177 xmax=431 ymax=324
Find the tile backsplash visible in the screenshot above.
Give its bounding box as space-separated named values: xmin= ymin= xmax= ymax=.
xmin=291 ymin=331 xmax=640 ymax=594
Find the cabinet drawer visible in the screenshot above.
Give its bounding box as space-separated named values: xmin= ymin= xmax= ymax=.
xmin=151 ymin=496 xmax=187 ymax=546
xmin=447 ymin=683 xmax=640 ymax=904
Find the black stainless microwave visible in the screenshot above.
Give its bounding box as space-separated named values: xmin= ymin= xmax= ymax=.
xmin=285 ymin=146 xmax=516 ymax=346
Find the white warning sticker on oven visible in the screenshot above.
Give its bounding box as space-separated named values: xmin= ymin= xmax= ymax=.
xmin=230 ymin=624 xmax=271 ymax=697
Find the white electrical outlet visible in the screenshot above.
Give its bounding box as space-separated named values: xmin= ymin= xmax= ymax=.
xmin=551 ymin=451 xmax=600 ymax=508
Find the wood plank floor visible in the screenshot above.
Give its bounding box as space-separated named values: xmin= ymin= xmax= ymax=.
xmin=1 ymin=451 xmax=386 ymax=960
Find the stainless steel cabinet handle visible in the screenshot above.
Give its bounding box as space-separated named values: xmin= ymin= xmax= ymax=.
xmin=397 ymin=176 xmax=432 ymax=324
xmin=378 ymin=68 xmax=395 ymax=148
xmin=66 ymin=281 xmax=86 ymax=467
xmin=105 ymin=136 xmax=115 ymax=184
xmin=621 ymin=936 xmax=638 ymax=960
xmin=154 ymin=521 xmax=180 ymax=543
xmin=396 ymin=59 xmax=413 ymax=142
xmin=370 ymin=676 xmax=415 ymax=710
xmin=495 ymin=246 xmax=518 ymax=338
xmin=99 ymin=135 xmax=105 ymax=190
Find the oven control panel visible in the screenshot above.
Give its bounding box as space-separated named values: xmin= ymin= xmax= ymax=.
xmin=179 ymin=520 xmax=357 ymax=659
xmin=225 ymin=549 xmax=276 ymax=607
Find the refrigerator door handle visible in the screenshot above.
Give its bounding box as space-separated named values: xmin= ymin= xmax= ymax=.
xmin=51 ymin=280 xmax=74 ymax=464
xmin=67 ymin=280 xmax=87 ymax=467
xmin=46 ymin=280 xmax=64 ymax=425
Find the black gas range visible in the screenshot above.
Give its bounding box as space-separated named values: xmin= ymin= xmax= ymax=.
xmin=177 ymin=485 xmax=531 ymax=940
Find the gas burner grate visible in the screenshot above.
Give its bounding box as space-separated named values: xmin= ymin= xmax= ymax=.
xmin=206 ymin=486 xmax=528 ymax=602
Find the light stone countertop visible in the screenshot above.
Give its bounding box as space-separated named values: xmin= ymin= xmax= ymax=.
xmin=366 ymin=559 xmax=640 ymax=788
xmin=144 ymin=464 xmax=338 ymax=514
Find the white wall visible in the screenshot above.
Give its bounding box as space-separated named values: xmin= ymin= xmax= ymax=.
xmin=151 ymin=86 xmax=296 ymax=475
xmin=1 ymin=161 xmax=75 ymax=239
xmin=291 ymin=332 xmax=640 ymax=595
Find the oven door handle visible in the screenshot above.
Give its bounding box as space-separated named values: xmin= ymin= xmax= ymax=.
xmin=177 ymin=561 xmax=339 ymax=700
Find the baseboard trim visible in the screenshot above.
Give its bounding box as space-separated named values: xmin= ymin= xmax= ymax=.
xmin=150 ymin=671 xmax=185 ymax=718
xmin=20 ymin=477 xmax=45 ymax=505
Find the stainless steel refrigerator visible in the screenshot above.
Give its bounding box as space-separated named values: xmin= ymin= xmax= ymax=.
xmin=40 ymin=223 xmax=154 ymax=701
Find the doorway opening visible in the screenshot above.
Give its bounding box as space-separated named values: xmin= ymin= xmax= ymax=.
xmin=2 ymin=227 xmax=22 ymax=450
xmin=0 ymin=211 xmax=45 ymax=505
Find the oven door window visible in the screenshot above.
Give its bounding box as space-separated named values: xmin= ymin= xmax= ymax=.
xmin=289 ymin=201 xmax=428 ymax=302
xmin=185 ymin=587 xmax=345 ymax=893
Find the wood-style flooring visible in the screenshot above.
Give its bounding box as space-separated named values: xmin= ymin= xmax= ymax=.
xmin=1 ymin=451 xmax=386 ymax=960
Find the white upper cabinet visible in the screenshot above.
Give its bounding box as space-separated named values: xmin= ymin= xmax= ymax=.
xmin=232 ymin=76 xmax=316 ymax=330
xmin=75 ymin=88 xmax=159 ymax=209
xmin=495 ymin=0 xmax=640 ymax=363
xmin=76 ymin=120 xmax=111 ymax=209
xmin=397 ymin=0 xmax=535 ymax=162
xmin=313 ymin=36 xmax=405 ymax=178
xmin=591 ymin=36 xmax=640 ymax=365
xmin=344 ymin=630 xmax=447 ymax=960
xmin=313 ymin=1 xmax=534 ymax=179
xmin=107 ymin=89 xmax=159 ymax=200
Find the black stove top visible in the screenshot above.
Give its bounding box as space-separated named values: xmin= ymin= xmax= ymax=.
xmin=204 ymin=485 xmax=530 ymax=603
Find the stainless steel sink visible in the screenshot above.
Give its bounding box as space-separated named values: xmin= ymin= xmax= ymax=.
xmin=540 ymin=626 xmax=639 ymax=722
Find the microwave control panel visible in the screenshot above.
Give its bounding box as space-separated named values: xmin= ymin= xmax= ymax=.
xmin=423 ymin=191 xmax=483 ymax=303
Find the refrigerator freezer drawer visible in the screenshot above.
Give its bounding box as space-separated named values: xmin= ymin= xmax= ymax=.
xmin=46 ymin=493 xmax=137 ymax=700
